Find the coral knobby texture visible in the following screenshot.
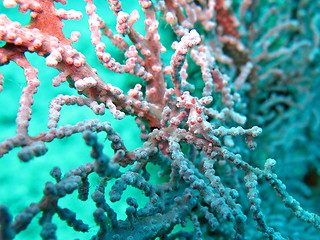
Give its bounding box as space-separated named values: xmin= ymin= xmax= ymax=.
xmin=0 ymin=0 xmax=319 ymax=239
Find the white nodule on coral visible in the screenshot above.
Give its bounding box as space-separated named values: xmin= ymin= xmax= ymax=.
xmin=74 ymin=77 xmax=97 ymax=91
xmin=3 ymin=0 xmax=16 ymax=8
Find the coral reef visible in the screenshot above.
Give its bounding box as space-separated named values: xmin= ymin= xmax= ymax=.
xmin=0 ymin=0 xmax=319 ymax=239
